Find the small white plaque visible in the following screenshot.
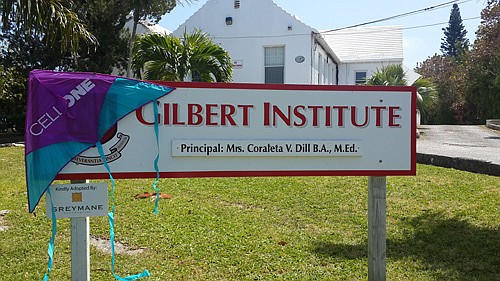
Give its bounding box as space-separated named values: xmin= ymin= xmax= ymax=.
xmin=46 ymin=183 xmax=108 ymax=219
xmin=232 ymin=60 xmax=244 ymax=69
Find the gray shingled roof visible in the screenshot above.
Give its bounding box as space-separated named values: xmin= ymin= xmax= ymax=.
xmin=320 ymin=26 xmax=403 ymax=63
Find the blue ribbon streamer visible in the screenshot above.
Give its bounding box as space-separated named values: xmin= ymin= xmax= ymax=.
xmin=96 ymin=142 xmax=150 ymax=280
xmin=152 ymin=100 xmax=160 ymax=215
xmin=43 ymin=188 xmax=57 ymax=281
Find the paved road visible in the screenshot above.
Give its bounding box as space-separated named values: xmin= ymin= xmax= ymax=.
xmin=417 ymin=125 xmax=500 ymax=176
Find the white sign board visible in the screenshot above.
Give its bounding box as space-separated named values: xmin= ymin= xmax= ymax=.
xmin=46 ymin=183 xmax=108 ymax=218
xmin=58 ymin=83 xmax=416 ymax=179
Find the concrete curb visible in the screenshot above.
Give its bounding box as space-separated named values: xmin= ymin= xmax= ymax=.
xmin=417 ymin=153 xmax=500 ymax=177
xmin=486 ymin=119 xmax=500 ymax=131
xmin=0 ymin=142 xmax=24 ymax=148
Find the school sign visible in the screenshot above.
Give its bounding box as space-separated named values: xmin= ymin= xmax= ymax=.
xmin=57 ymin=82 xmax=416 ymax=179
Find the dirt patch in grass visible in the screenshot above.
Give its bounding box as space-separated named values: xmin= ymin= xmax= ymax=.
xmin=0 ymin=210 xmax=11 ymax=231
xmin=90 ymin=236 xmax=145 ymax=255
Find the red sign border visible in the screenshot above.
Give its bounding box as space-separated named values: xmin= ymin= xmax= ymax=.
xmin=57 ymin=82 xmax=417 ymax=179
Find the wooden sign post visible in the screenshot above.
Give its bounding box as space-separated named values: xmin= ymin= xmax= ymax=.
xmin=70 ymin=179 xmax=90 ymax=281
xmin=368 ymin=176 xmax=387 ymax=281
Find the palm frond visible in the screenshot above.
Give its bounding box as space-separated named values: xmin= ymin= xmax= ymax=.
xmin=132 ymin=30 xmax=232 ymax=82
xmin=367 ymin=64 xmax=407 ymax=86
xmin=2 ymin=0 xmax=97 ymax=53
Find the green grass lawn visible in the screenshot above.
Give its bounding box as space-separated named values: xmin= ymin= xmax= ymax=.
xmin=1 ymin=146 xmax=499 ymax=280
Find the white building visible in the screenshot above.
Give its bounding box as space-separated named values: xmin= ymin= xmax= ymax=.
xmin=173 ymin=0 xmax=407 ymax=85
xmin=124 ymin=17 xmax=171 ymax=36
xmin=321 ymin=26 xmax=404 ymax=85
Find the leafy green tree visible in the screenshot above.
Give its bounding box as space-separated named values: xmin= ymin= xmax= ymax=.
xmin=0 ymin=13 xmax=55 ymax=122
xmin=132 ymin=30 xmax=232 ymax=82
xmin=464 ymin=0 xmax=500 ymax=123
xmin=416 ymin=54 xmax=467 ymax=124
xmin=1 ymin=0 xmax=97 ymax=53
xmin=0 ymin=65 xmax=27 ymax=130
xmin=441 ymin=3 xmax=469 ymax=57
xmin=0 ymin=66 xmax=25 ymax=115
xmin=0 ymin=1 xmax=131 ymax=125
xmin=69 ymin=0 xmax=130 ymax=73
xmin=0 ymin=10 xmax=65 ymax=71
xmin=1 ymin=1 xmax=130 ymax=72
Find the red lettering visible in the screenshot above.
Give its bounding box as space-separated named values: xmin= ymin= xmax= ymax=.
xmin=307 ymin=105 xmax=323 ymax=127
xmin=138 ymin=102 xmax=404 ymax=129
xmin=172 ymin=103 xmax=185 ymax=125
xmin=325 ymin=106 xmax=332 ymax=127
xmin=238 ymin=105 xmax=253 ymax=126
xmin=273 ymin=105 xmax=291 ymax=126
xmin=188 ymin=104 xmax=203 ymax=125
xmin=293 ymin=105 xmax=307 ymax=127
xmin=136 ymin=107 xmax=154 ymax=125
xmin=221 ymin=104 xmax=236 ymax=126
xmin=389 ymin=106 xmax=401 ymax=127
xmin=163 ymin=102 xmax=169 ymax=125
xmin=206 ymin=104 xmax=218 ymax=126
xmin=264 ymin=102 xmax=271 ymax=126
xmin=371 ymin=106 xmax=387 ymax=127
xmin=351 ymin=106 xmax=369 ymax=127
xmin=333 ymin=106 xmax=348 ymax=127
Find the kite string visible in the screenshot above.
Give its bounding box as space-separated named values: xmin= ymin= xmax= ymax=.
xmin=96 ymin=142 xmax=150 ymax=281
xmin=152 ymin=100 xmax=160 ymax=214
xmin=43 ymin=188 xmax=57 ymax=281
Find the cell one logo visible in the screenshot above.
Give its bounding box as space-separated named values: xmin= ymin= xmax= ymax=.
xmin=64 ymin=78 xmax=95 ymax=107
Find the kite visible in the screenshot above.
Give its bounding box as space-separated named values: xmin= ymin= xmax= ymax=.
xmin=25 ymin=70 xmax=174 ymax=280
xmin=25 ymin=70 xmax=173 ymax=213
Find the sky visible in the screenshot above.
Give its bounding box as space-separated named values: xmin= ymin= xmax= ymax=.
xmin=159 ymin=0 xmax=486 ymax=68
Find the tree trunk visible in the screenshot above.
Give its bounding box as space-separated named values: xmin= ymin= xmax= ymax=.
xmin=126 ymin=10 xmax=140 ymax=78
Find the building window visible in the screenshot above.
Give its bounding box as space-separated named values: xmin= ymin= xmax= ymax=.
xmin=355 ymin=71 xmax=367 ymax=85
xmin=234 ymin=0 xmax=240 ymax=9
xmin=265 ymin=46 xmax=285 ymax=84
xmin=191 ymin=70 xmax=202 ymax=82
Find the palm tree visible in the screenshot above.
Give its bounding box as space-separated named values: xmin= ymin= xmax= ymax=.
xmin=124 ymin=0 xmax=196 ymax=77
xmin=367 ymin=64 xmax=437 ymax=125
xmin=132 ymin=30 xmax=233 ymax=82
xmin=366 ymin=64 xmax=408 ymax=86
xmin=412 ymin=77 xmax=438 ymax=124
xmin=1 ymin=0 xmax=97 ymax=53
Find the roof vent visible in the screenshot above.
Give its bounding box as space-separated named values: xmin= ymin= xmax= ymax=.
xmin=234 ymin=0 xmax=241 ymax=9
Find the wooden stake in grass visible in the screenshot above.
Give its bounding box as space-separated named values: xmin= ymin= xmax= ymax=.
xmin=368 ymin=176 xmax=386 ymax=281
